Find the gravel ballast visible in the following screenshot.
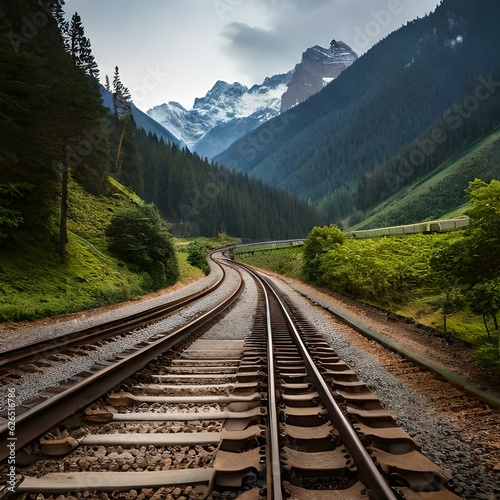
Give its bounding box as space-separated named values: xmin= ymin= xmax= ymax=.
xmin=0 ymin=264 xmax=239 ymax=410
xmin=266 ymin=274 xmax=499 ymax=500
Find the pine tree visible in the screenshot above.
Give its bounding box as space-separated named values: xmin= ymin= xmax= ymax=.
xmin=0 ymin=0 xmax=109 ymax=261
xmin=68 ymin=12 xmax=99 ymax=79
xmin=80 ymin=35 xmax=99 ymax=80
xmin=50 ymin=0 xmax=69 ymax=50
xmin=105 ymin=74 xmax=111 ymax=91
xmin=69 ymin=13 xmax=84 ymax=66
xmin=111 ymin=66 xmax=134 ymax=180
xmin=112 ymin=66 xmax=131 ymax=117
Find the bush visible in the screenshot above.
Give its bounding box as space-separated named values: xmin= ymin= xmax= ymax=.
xmin=106 ymin=203 xmax=179 ymax=290
xmin=186 ymin=241 xmax=210 ymax=275
xmin=303 ymin=225 xmax=345 ymax=281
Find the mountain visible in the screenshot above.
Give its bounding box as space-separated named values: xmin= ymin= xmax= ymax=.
xmin=100 ymin=86 xmax=179 ymax=146
xmin=147 ymin=40 xmax=357 ymax=159
xmin=281 ymin=40 xmax=358 ymax=112
xmin=214 ymin=0 xmax=500 ymax=223
xmin=147 ymin=74 xmax=291 ymax=159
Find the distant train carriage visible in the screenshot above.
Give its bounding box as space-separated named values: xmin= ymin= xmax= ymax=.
xmin=233 ymin=218 xmax=471 ymax=256
xmin=349 ymin=217 xmax=470 ymax=239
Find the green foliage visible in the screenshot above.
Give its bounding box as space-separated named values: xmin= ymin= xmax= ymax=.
xmin=303 ymin=225 xmax=344 ymax=281
xmin=186 ymin=241 xmax=210 ymax=276
xmin=0 ymin=183 xmax=31 ymax=229
xmin=106 ymin=203 xmax=179 ymax=290
xmin=466 ymin=178 xmax=500 ymax=234
xmin=0 ymin=180 xmax=148 ymax=322
xmin=318 ymin=234 xmax=441 ymax=306
xmin=473 ymin=342 xmax=500 ymax=370
xmin=429 ymin=288 xmax=465 ymax=338
xmin=468 ymin=281 xmax=500 ymax=339
xmin=237 ymin=247 xmax=304 ymax=280
xmin=431 ymin=179 xmax=500 ymax=285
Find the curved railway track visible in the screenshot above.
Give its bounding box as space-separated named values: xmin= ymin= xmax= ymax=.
xmin=0 ymin=254 xmax=241 ymax=462
xmin=1 ymin=255 xmax=462 ymax=498
xmin=0 ymin=255 xmax=226 ymax=370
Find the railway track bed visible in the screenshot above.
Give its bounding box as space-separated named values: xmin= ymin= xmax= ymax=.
xmin=1 ymin=255 xmax=498 ymax=498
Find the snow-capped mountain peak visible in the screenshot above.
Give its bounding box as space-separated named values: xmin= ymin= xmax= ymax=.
xmin=148 ymin=73 xmax=291 ymax=154
xmin=147 ymin=39 xmax=357 ymax=158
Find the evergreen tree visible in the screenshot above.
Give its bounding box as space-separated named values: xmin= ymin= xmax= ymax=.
xmin=68 ymin=12 xmax=99 ymax=80
xmin=50 ymin=0 xmax=69 ymax=50
xmin=0 ymin=0 xmax=109 ymax=260
xmin=105 ymin=74 xmax=111 ymax=91
xmin=112 ymin=66 xmax=131 ymax=117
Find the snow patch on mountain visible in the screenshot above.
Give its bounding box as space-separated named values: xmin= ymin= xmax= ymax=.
xmin=147 ymin=39 xmax=357 ymax=159
xmin=148 ymin=73 xmax=291 ymax=154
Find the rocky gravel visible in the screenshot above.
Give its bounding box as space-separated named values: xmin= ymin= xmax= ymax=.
xmin=201 ymin=272 xmax=258 ymax=341
xmin=3 ymin=261 xmax=499 ymax=499
xmin=0 ymin=263 xmax=239 ymax=410
xmin=266 ymin=274 xmax=499 ymax=500
xmin=0 ymin=258 xmax=223 ymax=354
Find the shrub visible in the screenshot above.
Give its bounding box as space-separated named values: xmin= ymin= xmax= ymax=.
xmin=186 ymin=240 xmax=210 ymax=275
xmin=106 ymin=203 xmax=179 ymax=290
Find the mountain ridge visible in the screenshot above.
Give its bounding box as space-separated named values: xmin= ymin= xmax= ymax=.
xmin=281 ymin=40 xmax=357 ymax=112
xmin=99 ymin=86 xmax=179 ymax=146
xmin=147 ymin=39 xmax=357 ymax=159
xmin=214 ymin=0 xmax=500 ymax=223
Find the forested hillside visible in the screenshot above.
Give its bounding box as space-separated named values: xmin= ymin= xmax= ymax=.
xmin=215 ymin=0 xmax=500 ymax=224
xmin=0 ymin=0 xmax=321 ymax=251
xmin=353 ymin=127 xmax=500 ymax=229
xmin=107 ymin=107 xmax=322 ymax=238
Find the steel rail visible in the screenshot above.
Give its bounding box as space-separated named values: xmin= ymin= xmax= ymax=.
xmin=0 ymin=255 xmax=225 ymax=369
xmin=261 ymin=278 xmax=283 ymax=500
xmin=262 ymin=273 xmax=397 ymax=500
xmin=222 ymin=258 xmax=283 ymax=499
xmin=230 ymin=258 xmax=397 ymax=500
xmin=0 ymin=259 xmax=243 ymax=463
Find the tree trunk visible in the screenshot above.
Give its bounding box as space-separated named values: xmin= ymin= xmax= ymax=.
xmin=482 ymin=314 xmax=491 ymax=341
xmin=115 ymin=125 xmax=126 ymax=174
xmin=58 ymin=156 xmax=69 ymax=263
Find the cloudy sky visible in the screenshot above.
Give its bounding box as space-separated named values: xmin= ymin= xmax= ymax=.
xmin=65 ymin=0 xmax=441 ymax=112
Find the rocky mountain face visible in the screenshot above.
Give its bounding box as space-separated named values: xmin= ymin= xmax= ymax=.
xmin=281 ymin=40 xmax=358 ymax=112
xmin=147 ymin=40 xmax=357 ymax=159
xmin=148 ymin=74 xmax=291 ymax=159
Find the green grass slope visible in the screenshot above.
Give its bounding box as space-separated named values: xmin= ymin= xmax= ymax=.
xmin=351 ymin=127 xmax=500 ymax=229
xmin=0 ymin=179 xmax=202 ymax=323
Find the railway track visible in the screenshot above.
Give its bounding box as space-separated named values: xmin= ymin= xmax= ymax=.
xmin=1 ymin=256 xmax=462 ymax=498
xmin=0 ymin=256 xmax=227 ymax=370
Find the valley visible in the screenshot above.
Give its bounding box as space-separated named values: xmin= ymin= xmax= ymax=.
xmin=1 ymin=1 xmax=500 ymax=497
